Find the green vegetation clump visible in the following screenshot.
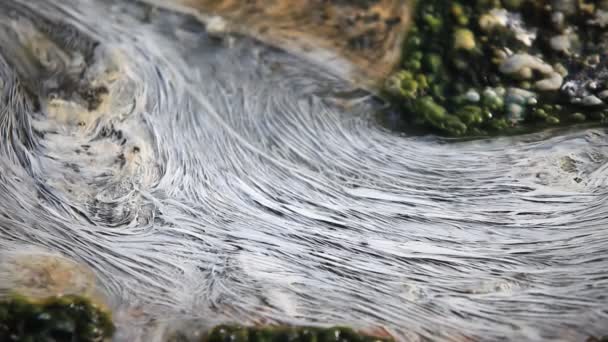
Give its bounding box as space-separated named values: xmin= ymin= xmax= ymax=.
xmin=2 ymin=294 xmax=604 ymax=342
xmin=201 ymin=325 xmax=393 ymax=342
xmin=384 ymin=0 xmax=608 ymax=136
xmin=0 ymin=294 xmax=115 ymax=342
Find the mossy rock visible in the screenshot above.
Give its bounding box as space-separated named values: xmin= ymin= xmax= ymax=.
xmin=0 ymin=294 xmax=115 ymax=342
xmin=202 ymin=325 xmax=393 ymax=342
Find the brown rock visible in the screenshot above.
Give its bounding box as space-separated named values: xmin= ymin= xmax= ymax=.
xmin=167 ymin=0 xmax=412 ymax=89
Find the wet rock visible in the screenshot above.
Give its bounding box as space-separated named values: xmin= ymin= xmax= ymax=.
xmin=0 ymin=294 xmax=115 ymax=342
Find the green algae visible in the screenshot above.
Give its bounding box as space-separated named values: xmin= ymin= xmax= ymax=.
xmin=384 ymin=0 xmax=608 ymax=136
xmin=0 ymin=294 xmax=115 ymax=342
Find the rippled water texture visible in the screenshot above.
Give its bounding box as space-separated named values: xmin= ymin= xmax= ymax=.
xmin=0 ymin=1 xmax=607 ymax=341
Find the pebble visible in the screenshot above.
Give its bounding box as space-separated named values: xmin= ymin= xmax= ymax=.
xmin=551 ymin=11 xmax=565 ymax=30
xmin=546 ymin=116 xmax=560 ymax=124
xmin=506 ymin=87 xmax=536 ymax=104
xmin=206 ymin=16 xmax=228 ymax=36
xmin=598 ymin=90 xmax=608 ymax=99
xmin=582 ymin=95 xmax=603 ymax=106
xmin=506 ymin=103 xmax=525 ymax=122
xmin=495 ymin=87 xmax=506 ymax=96
xmin=550 ymin=34 xmax=570 ymax=53
xmin=570 ymin=112 xmax=586 ymax=121
xmin=483 ymin=88 xmax=497 ymax=99
xmin=465 ymin=89 xmax=480 ymax=102
xmin=453 ymin=28 xmax=476 ymax=50
xmin=536 ymin=72 xmax=563 ymax=91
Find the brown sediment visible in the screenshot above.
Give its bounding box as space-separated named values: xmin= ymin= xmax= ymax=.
xmin=173 ymin=0 xmax=412 ymax=89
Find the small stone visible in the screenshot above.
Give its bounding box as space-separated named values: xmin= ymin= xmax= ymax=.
xmin=453 ymin=29 xmax=476 ymax=50
xmin=478 ymin=9 xmax=508 ymax=31
xmin=506 ymin=103 xmax=525 ymax=122
xmin=546 ymin=116 xmax=560 ymax=125
xmin=587 ymin=54 xmax=601 ymax=66
xmin=206 ymin=16 xmax=228 ymax=36
xmin=465 ymin=89 xmax=480 ymax=102
xmin=570 ymin=112 xmax=586 ymax=122
xmin=506 ymin=94 xmax=526 ymax=105
xmin=550 ymin=34 xmax=571 ymax=53
xmin=587 ymin=81 xmax=599 ymax=90
xmin=483 ymin=88 xmax=497 ymax=98
xmin=533 ymin=108 xmax=548 ymax=118
xmin=506 ymin=87 xmax=535 ymax=105
xmin=482 ymin=88 xmax=504 ymax=111
xmin=552 ymin=11 xmax=565 ymax=30
xmin=518 ymin=67 xmax=533 ymax=79
xmin=582 ymin=95 xmax=603 ymax=106
xmin=520 ymin=81 xmax=532 ymax=89
xmin=536 ymin=72 xmax=563 ymax=91
xmin=598 ymin=90 xmax=608 ymax=99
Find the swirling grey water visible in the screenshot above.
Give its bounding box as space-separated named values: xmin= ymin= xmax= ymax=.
xmin=0 ymin=0 xmax=607 ymax=341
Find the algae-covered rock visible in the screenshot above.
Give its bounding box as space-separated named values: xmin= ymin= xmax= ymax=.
xmin=385 ymin=0 xmax=608 ymax=136
xmin=0 ymin=294 xmax=115 ymax=342
xmin=201 ymin=325 xmax=393 ymax=342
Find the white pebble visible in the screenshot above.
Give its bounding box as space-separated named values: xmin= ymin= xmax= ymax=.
xmin=550 ymin=34 xmax=570 ymax=53
xmin=206 ymin=16 xmax=228 ymax=36
xmin=465 ymin=89 xmax=481 ymax=102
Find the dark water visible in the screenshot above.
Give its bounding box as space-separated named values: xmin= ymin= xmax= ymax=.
xmin=0 ymin=0 xmax=607 ymax=341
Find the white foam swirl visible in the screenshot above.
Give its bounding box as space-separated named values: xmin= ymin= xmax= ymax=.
xmin=0 ymin=0 xmax=607 ymax=340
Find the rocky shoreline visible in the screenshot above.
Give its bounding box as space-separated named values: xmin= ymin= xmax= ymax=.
xmin=384 ymin=0 xmax=608 ymax=136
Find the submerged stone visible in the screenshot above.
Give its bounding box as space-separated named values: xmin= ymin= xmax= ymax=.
xmin=384 ymin=0 xmax=608 ymax=136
